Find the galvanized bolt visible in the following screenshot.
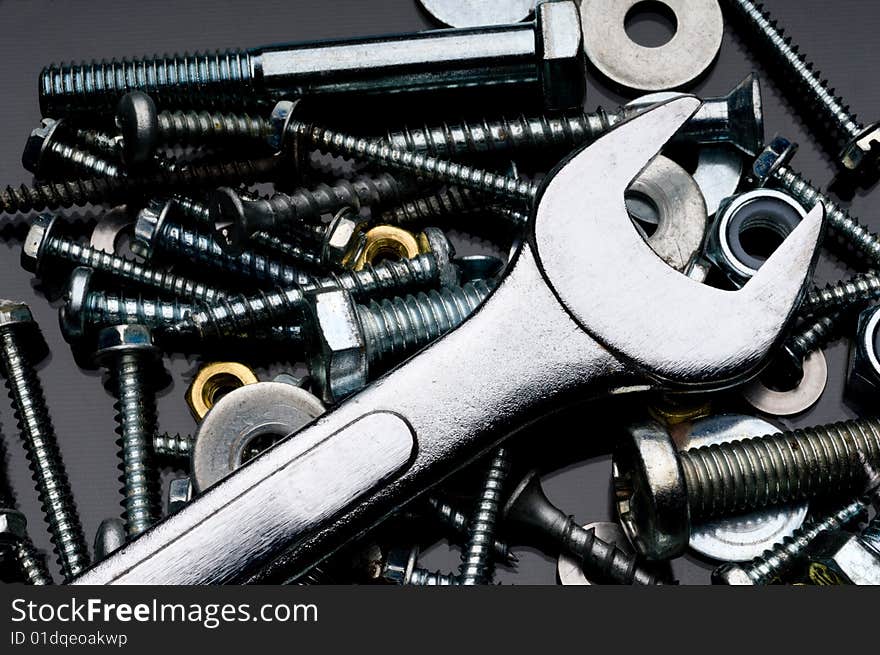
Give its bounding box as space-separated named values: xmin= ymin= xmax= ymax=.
xmin=22 ymin=215 xmax=226 ymax=304
xmin=0 ymin=301 xmax=89 ymax=581
xmin=504 ymin=470 xmax=667 ymax=584
xmin=94 ymin=325 xmax=166 ymax=539
xmin=614 ymin=418 xmax=880 ymax=559
xmin=723 ymin=0 xmax=880 ymax=173
xmin=425 ymin=496 xmax=516 ymax=564
xmin=22 ymin=119 xmax=122 ymax=179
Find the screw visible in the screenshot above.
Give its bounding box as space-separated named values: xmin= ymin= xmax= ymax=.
xmin=22 ymin=119 xmax=122 ymax=179
xmin=94 ymin=325 xmax=166 ymax=539
xmin=723 ymin=0 xmax=880 ymax=173
xmin=39 ymin=2 xmax=585 ymax=116
xmin=378 ymin=186 xmax=487 ymax=226
xmin=308 ymin=280 xmax=492 ymax=403
xmin=386 ymin=74 xmax=764 ymax=159
xmin=22 ymin=215 xmax=226 ymax=304
xmin=459 ymin=447 xmax=511 ymax=585
xmin=153 ymin=432 xmax=193 ymax=461
xmin=381 ymin=546 xmax=459 ymax=586
xmin=71 ymin=127 xmax=123 ymax=160
xmin=614 ymin=418 xmax=880 ymax=559
xmin=771 ymin=311 xmax=846 ymax=387
xmin=0 ymin=301 xmax=89 ymax=581
xmin=171 ymin=252 xmax=443 ymax=340
xmin=425 ymin=496 xmax=517 ymax=564
xmin=504 ymin=470 xmax=667 ymax=584
xmin=800 ymin=272 xmax=880 ymax=317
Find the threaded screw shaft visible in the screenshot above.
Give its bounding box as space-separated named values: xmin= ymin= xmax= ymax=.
xmin=43 ymin=140 xmax=122 ymax=179
xmin=569 ymin=521 xmax=665 ymax=585
xmin=459 ymin=447 xmax=510 ymax=585
xmin=72 ymin=127 xmax=122 ymax=159
xmin=247 ymin=232 xmax=322 ymax=267
xmin=13 ymin=536 xmax=54 ymax=585
xmin=154 ymin=432 xmax=193 ymax=461
xmin=0 ymin=323 xmax=89 ymax=581
xmin=862 ymin=515 xmax=880 ymax=551
xmin=801 ymin=272 xmax=880 ymax=317
xmin=785 ymin=312 xmax=843 ymax=364
xmin=170 ymin=195 xmax=212 ymax=225
xmin=408 ymin=567 xmax=459 ymax=586
xmin=157 ymin=109 xmax=270 ymax=147
xmin=425 ymin=496 xmax=515 ymax=564
xmin=378 ymin=186 xmax=487 ymax=226
xmin=679 ymin=418 xmax=880 ymax=521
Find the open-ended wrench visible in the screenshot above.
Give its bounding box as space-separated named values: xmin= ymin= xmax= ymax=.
xmin=73 ymin=97 xmax=824 ymax=584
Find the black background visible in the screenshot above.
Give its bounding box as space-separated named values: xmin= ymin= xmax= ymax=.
xmin=0 ymin=0 xmax=877 ymax=585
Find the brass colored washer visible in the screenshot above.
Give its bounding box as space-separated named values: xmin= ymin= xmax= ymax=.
xmin=186 ymin=362 xmax=259 ymax=422
xmin=352 ymin=225 xmax=425 ymax=271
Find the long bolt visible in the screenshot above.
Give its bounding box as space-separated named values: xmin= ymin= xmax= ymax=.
xmin=723 ymin=0 xmax=880 ymax=172
xmin=459 ymin=447 xmax=511 ymax=585
xmin=22 ymin=215 xmax=225 ymax=304
xmin=425 ymin=496 xmax=516 ymax=564
xmin=0 ymin=302 xmax=89 ymax=581
xmin=95 ymin=325 xmax=164 ymax=539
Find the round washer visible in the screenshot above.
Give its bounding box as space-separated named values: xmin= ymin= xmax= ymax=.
xmin=742 ymin=349 xmax=828 ymax=416
xmin=90 ymin=205 xmax=135 ymax=256
xmin=557 ymin=522 xmax=633 ymax=585
xmin=678 ymin=414 xmax=808 ymax=562
xmin=192 ymin=382 xmax=326 ymax=492
xmin=418 ymin=0 xmax=535 ymax=27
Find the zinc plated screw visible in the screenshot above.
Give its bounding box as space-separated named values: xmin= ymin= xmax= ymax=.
xmin=0 ymin=301 xmax=89 ymax=581
xmin=504 ymin=470 xmax=667 ymax=585
xmin=22 ymin=215 xmax=226 ymax=304
xmin=425 ymin=496 xmax=516 ymax=564
xmin=22 ymin=119 xmax=122 ymax=179
xmin=772 ymin=312 xmax=845 ymax=386
xmin=723 ymin=0 xmax=880 ymax=173
xmin=153 ymin=432 xmax=193 ymax=461
xmin=94 ymin=325 xmax=165 ymax=539
xmin=799 ymin=272 xmax=880 ymax=317
xmin=381 ymin=546 xmax=459 ymax=586
xmin=385 ymin=74 xmax=763 ymax=158
xmin=614 ymin=418 xmax=880 ymax=559
xmin=459 ymin=447 xmax=511 ymax=585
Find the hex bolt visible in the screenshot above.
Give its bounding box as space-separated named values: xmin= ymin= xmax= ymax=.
xmin=22 ymin=215 xmax=226 ymax=304
xmin=614 ymin=419 xmax=880 ymax=559
xmin=723 ymin=0 xmax=880 ymax=173
xmin=95 ymin=325 xmax=166 ymax=538
xmin=39 ymin=0 xmax=585 ymax=116
xmin=713 ymin=496 xmax=868 ymax=585
xmin=459 ymin=447 xmax=511 ymax=585
xmin=800 ymin=272 xmax=880 ymax=317
xmin=504 ymin=471 xmax=667 ymax=585
xmin=22 ymin=119 xmax=122 ymax=179
xmin=0 ymin=301 xmax=89 ymax=581
xmin=171 ymin=252 xmax=444 ymax=340
xmin=425 ymin=496 xmax=516 ymax=564
xmin=307 ymin=280 xmax=493 ymax=403
xmin=386 ymin=74 xmax=764 ymax=159
xmin=0 ymin=156 xmax=281 ymax=216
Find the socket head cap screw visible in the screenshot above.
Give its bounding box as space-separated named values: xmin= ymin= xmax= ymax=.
xmin=132 ymin=199 xmax=173 ymax=259
xmin=94 ymin=324 xmax=158 ymax=365
xmin=751 ymin=136 xmax=799 ymax=188
xmin=306 ymin=289 xmax=367 ymax=404
xmin=840 ymin=122 xmax=880 ymax=173
xmin=21 ymin=214 xmax=59 ymax=276
xmin=0 ymin=508 xmax=28 ymax=545
xmin=845 ymin=305 xmax=880 ymax=407
xmin=613 ymin=421 xmax=689 ymax=560
xmin=536 ymin=0 xmax=586 ymax=112
xmin=59 ymin=267 xmax=93 ymax=343
xmin=807 ymin=530 xmax=880 ymax=585
xmin=116 ymin=91 xmax=159 ymax=167
xmin=711 ymin=562 xmax=757 ymax=586
xmin=21 ymin=118 xmax=64 ymax=175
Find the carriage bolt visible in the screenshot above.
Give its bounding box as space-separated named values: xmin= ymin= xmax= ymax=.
xmin=614 ymin=418 xmax=880 ymax=559
xmin=22 ymin=215 xmax=225 ymax=304
xmin=386 ymin=74 xmax=763 ymax=159
xmin=39 ymin=0 xmax=584 ymax=116
xmin=459 ymin=447 xmax=510 ymax=585
xmin=93 ymin=518 xmax=127 ymax=562
xmin=0 ymin=156 xmax=281 ymax=216
xmin=723 ymin=0 xmax=880 ymax=174
xmin=0 ymin=301 xmax=89 ymax=581
xmin=95 ymin=325 xmax=166 ymax=538
xmin=170 ymin=252 xmax=444 ymax=340
xmin=307 ymin=279 xmax=492 ymax=403
xmin=425 ymin=496 xmax=516 ymax=564
xmin=751 ymin=137 xmax=880 ymax=267
xmin=504 ymin=470 xmax=667 ymax=584
xmin=23 ymin=119 xmax=122 ymax=179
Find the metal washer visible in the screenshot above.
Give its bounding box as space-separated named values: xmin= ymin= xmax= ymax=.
xmin=418 ymin=0 xmax=535 ymax=27
xmin=742 ymin=349 xmax=828 ymax=416
xmin=580 ymin=0 xmax=723 ymax=91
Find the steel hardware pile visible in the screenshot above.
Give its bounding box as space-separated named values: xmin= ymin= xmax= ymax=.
xmin=1 ymin=0 xmax=880 ymax=586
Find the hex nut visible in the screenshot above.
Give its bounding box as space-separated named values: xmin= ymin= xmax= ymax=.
xmin=0 ymin=508 xmax=28 ymax=545
xmin=166 ymin=478 xmax=193 ymax=515
xmin=21 ymin=118 xmax=63 ymax=174
xmin=94 ymin=324 xmax=158 ymax=366
xmin=185 ymin=361 xmax=259 ymax=422
xmin=21 ymin=214 xmax=58 ymax=275
xmin=807 ymin=530 xmax=880 ymax=585
xmin=845 ymin=305 xmax=880 ymax=407
xmin=382 ymin=546 xmax=417 ymax=585
xmin=323 ymin=209 xmax=368 ymax=268
xmin=306 ymin=289 xmax=368 ymax=404
xmin=59 ymin=267 xmax=92 ymax=342
xmin=535 ymin=0 xmax=586 ymax=111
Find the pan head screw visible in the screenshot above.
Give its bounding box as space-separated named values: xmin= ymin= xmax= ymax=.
xmin=115 ymin=91 xmax=160 ymax=167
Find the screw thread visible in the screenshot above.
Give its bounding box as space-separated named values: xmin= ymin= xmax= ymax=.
xmin=679 ymin=418 xmax=880 ymax=521
xmin=110 ymin=353 xmax=161 ymax=538
xmin=379 ymin=186 xmax=485 ymax=225
xmin=170 ymin=195 xmax=212 ymax=225
xmin=774 ymin=165 xmax=880 ymax=266
xmin=72 ymin=128 xmax=121 ymax=158
xmin=801 ymin=272 xmax=880 ymax=316
xmin=724 ymin=0 xmax=861 ymax=149
xmin=297 ymin=122 xmax=538 ymax=203
xmin=14 ymin=537 xmax=54 ymax=585
xmin=153 ymin=432 xmax=194 ymax=461
xmin=459 ymin=447 xmax=510 ymax=585
xmin=248 ymin=232 xmax=323 ymax=267
xmin=862 ymin=515 xmax=880 ymax=550
xmin=359 ymin=280 xmax=492 ymax=367
xmin=425 ymin=496 xmax=515 ymax=564
xmin=566 ymin=520 xmax=665 ymax=585
xmin=85 ymin=290 xmax=192 ymax=330
xmin=738 ymin=497 xmax=867 ymax=584
xmin=157 ymin=109 xmax=269 ymax=147
xmin=45 ymin=141 xmax=122 ymax=179
xmin=408 ymin=567 xmax=459 ymax=586
xmin=39 ymin=50 xmax=255 ymax=116
xmin=786 ymin=312 xmax=842 ymax=363
xmin=0 ymin=330 xmax=89 ymax=581
xmin=42 ymin=236 xmax=225 ymax=303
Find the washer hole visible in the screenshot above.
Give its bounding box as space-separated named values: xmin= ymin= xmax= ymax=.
xmin=239 ymin=431 xmax=288 ymax=465
xmin=624 ymin=1 xmax=678 ymax=48
xmin=737 ymin=215 xmax=789 ymax=263
xmin=626 ymin=190 xmax=661 ymax=236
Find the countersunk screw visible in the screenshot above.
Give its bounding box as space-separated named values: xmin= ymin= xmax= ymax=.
xmin=386 ymin=74 xmax=763 ymax=158
xmin=94 ymin=325 xmax=165 ymax=539
xmin=614 ymin=418 xmax=880 ymax=559
xmin=425 ymin=496 xmax=517 ymax=564
xmin=459 ymin=447 xmax=511 ymax=585
xmin=504 ymin=470 xmax=667 ymax=585
xmin=0 ymin=301 xmax=89 ymax=581
xmin=22 ymin=215 xmax=226 ymax=304
xmin=723 ymin=0 xmax=880 ymax=173
xmin=170 ymin=252 xmax=443 ymax=340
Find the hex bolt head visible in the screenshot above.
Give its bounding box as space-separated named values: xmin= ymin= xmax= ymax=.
xmin=0 ymin=300 xmax=48 ymax=363
xmin=94 ymin=323 xmax=159 ymax=366
xmin=21 ymin=118 xmax=64 ymax=175
xmin=535 ymin=0 xmax=586 ymax=112
xmin=846 ymin=305 xmax=880 ymax=407
xmin=306 ymin=289 xmax=368 ymax=404
xmin=116 ymin=91 xmax=160 ymax=167
xmin=0 ymin=508 xmax=28 ymax=545
xmin=20 ymin=214 xmax=58 ymax=276
xmin=132 ymin=199 xmax=173 ymax=259
xmin=750 ymin=136 xmax=799 ymax=187
xmin=59 ymin=266 xmax=93 ymax=343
